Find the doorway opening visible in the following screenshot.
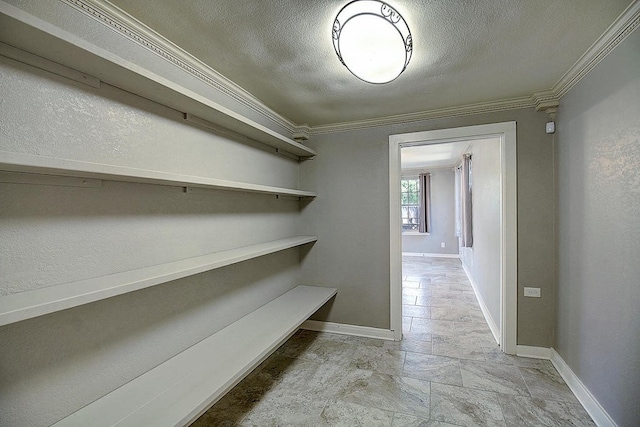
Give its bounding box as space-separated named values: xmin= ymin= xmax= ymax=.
xmin=389 ymin=122 xmax=517 ymax=354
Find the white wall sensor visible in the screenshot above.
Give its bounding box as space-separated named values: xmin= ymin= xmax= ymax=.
xmin=546 ymin=121 xmax=555 ymax=134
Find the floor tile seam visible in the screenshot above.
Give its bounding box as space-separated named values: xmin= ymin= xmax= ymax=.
xmin=396 ymin=370 xmax=462 ymax=389
xmin=403 ymin=349 xmax=463 ymax=364
xmin=472 ymin=356 xmax=530 ymax=370
xmin=512 ymin=363 xmax=537 ymax=401
xmin=494 ymin=391 xmax=515 ymax=425
xmin=520 ymin=391 xmax=582 ymax=406
xmin=343 ymin=373 xmax=431 ymax=420
xmin=431 ymin=353 xmax=488 ymax=363
xmin=431 ymin=382 xmax=509 ymax=424
xmin=516 ymin=366 xmax=582 ymax=405
xmin=492 ymin=388 xmax=511 ymax=426
xmin=494 ymin=394 xmax=594 ymax=426
xmin=458 ymin=376 xmax=533 ymax=398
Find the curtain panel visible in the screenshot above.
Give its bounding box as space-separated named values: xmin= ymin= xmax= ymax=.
xmin=418 ymin=173 xmax=431 ymax=233
xmin=460 ymin=154 xmax=473 ymax=247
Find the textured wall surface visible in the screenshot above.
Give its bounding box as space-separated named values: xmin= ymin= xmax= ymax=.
xmin=1 ymin=0 xmax=296 ymax=137
xmin=301 ymin=107 xmax=555 ymax=344
xmin=460 ymin=138 xmax=501 ymax=328
xmin=401 ymin=169 xmax=459 ymax=255
xmin=0 ymin=57 xmax=304 ymax=426
xmin=555 ymin=29 xmax=640 ymax=427
xmin=298 ymin=128 xmax=391 ymax=328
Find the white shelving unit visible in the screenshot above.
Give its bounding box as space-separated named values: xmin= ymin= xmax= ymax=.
xmin=0 ymin=4 xmax=316 ymax=159
xmin=0 ymin=236 xmax=318 ymax=327
xmin=0 ymin=5 xmax=331 ymax=426
xmin=53 ymin=285 xmax=337 ymax=427
xmin=0 ymin=151 xmax=317 ymax=198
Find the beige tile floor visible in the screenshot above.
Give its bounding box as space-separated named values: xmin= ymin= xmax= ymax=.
xmin=192 ymin=257 xmax=595 ymax=426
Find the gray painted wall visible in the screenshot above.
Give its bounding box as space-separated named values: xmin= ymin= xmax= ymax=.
xmin=460 ymin=138 xmax=501 ymax=329
xmin=401 ymin=169 xmax=459 ymax=255
xmin=301 ymin=107 xmax=555 ymax=346
xmin=555 ymin=29 xmax=640 ymax=427
xmin=0 ymin=56 xmax=305 ymax=426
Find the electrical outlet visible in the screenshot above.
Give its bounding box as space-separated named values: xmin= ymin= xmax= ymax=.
xmin=440 ymin=242 xmax=445 ymax=248
xmin=523 ymin=287 xmax=541 ymax=298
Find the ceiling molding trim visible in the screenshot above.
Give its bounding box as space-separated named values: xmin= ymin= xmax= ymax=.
xmin=52 ymin=0 xmax=639 ymax=138
xmin=530 ymin=90 xmax=559 ymax=112
xmin=307 ymin=97 xmax=534 ymax=135
xmin=305 ymin=1 xmax=639 ymax=136
xmin=552 ymin=0 xmax=640 ymax=99
xmin=60 ymin=0 xmax=298 ymax=134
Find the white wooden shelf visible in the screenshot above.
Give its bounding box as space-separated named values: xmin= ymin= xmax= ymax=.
xmin=0 ymin=151 xmax=317 ymax=198
xmin=0 ymin=5 xmax=316 ymax=159
xmin=0 ymin=236 xmax=318 ymax=327
xmin=53 ymin=285 xmax=337 ymax=427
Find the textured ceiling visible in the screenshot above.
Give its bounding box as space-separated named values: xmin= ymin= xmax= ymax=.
xmin=107 ymin=0 xmax=632 ymax=127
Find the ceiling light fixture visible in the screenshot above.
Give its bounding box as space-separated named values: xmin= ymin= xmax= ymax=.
xmin=332 ymin=0 xmax=412 ymax=84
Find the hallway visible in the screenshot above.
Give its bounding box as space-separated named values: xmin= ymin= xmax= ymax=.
xmin=192 ymin=257 xmax=594 ymax=426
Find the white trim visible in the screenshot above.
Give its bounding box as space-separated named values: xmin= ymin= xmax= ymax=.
xmin=62 ymin=0 xmax=298 ymax=134
xmin=390 ymin=141 xmax=403 ymax=341
xmin=516 ymin=345 xmax=551 ymax=360
xmin=513 ymin=346 xmax=619 ymax=426
xmin=46 ymin=0 xmax=639 ymax=135
xmin=550 ymin=348 xmax=619 ymax=427
xmin=300 ymin=320 xmax=396 ymax=341
xmin=390 ymin=122 xmax=517 ymax=355
xmin=552 ymin=0 xmax=640 ymax=99
xmin=402 ymin=252 xmax=460 ymax=259
xmin=308 ymin=2 xmax=640 ymax=134
xmin=461 ymin=263 xmax=500 ymax=345
xmin=501 ymin=122 xmax=518 ymax=355
xmin=312 ymin=100 xmax=532 ymax=135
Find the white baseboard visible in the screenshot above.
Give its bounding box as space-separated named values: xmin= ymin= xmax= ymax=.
xmin=550 ymin=348 xmax=618 ymax=427
xmin=461 ymin=263 xmax=500 ymax=345
xmin=516 ymin=345 xmax=551 ymax=359
xmin=512 ymin=347 xmax=618 ymax=426
xmin=301 ymin=320 xmax=395 ymax=341
xmin=402 ymin=252 xmax=460 ymax=259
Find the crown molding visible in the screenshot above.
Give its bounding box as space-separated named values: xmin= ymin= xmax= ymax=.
xmin=303 ymin=0 xmax=639 ymax=135
xmin=552 ymin=0 xmax=640 ymax=99
xmin=60 ymin=0 xmax=298 ymax=134
xmin=58 ymin=0 xmax=639 ymax=137
xmin=307 ymin=96 xmax=535 ymax=135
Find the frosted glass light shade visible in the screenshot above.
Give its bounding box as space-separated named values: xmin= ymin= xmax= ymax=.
xmin=332 ymin=0 xmax=412 ymax=84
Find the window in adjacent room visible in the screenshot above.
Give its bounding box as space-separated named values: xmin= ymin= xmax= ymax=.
xmin=401 ymin=173 xmax=431 ymax=233
xmin=401 ymin=178 xmax=420 ymax=231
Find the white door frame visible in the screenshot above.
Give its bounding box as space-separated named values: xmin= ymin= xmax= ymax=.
xmin=389 ymin=122 xmax=517 ymax=354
